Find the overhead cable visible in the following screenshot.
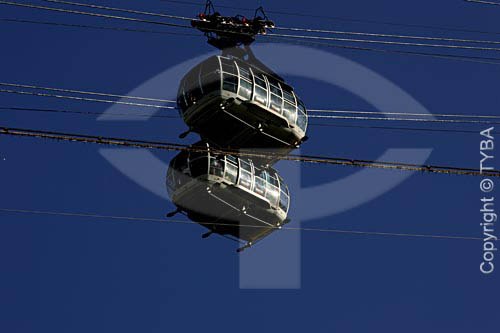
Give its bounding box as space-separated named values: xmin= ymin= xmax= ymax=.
xmin=261 ymin=37 xmax=500 ymax=66
xmin=2 ymin=2 xmax=500 ymax=65
xmin=0 ymin=17 xmax=200 ymax=36
xmin=273 ymin=26 xmax=500 ymax=46
xmin=1 ymin=127 xmax=499 ymax=177
xmin=160 ymin=0 xmax=500 ymax=36
xmin=3 ymin=104 xmax=498 ymax=136
xmin=42 ymin=0 xmax=193 ymax=21
xmin=309 ymin=109 xmax=500 ymax=119
xmin=0 ymin=82 xmax=176 ymax=103
xmin=267 ymin=32 xmax=500 ymax=52
xmin=0 ymin=1 xmax=193 ymax=29
xmin=0 ymin=208 xmax=482 ymax=241
xmin=43 ymin=0 xmax=500 ymax=47
xmin=3 ymin=1 xmax=500 ymax=54
xmin=308 ymin=114 xmax=500 ymax=125
xmin=0 ymin=89 xmax=176 ymax=109
xmin=0 ymin=106 xmax=179 ymax=118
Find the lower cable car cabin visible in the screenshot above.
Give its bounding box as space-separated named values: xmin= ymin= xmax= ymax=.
xmin=177 ymin=55 xmax=308 ymax=165
xmin=166 ymin=143 xmax=291 ymax=249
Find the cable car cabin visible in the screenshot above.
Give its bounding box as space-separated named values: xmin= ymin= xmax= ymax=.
xmin=166 ymin=144 xmax=291 ymax=246
xmin=177 ymin=55 xmax=308 ymax=165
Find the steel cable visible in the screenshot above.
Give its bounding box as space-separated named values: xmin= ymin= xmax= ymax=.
xmin=159 ymin=0 xmax=500 ymax=37
xmin=0 ymin=208 xmax=482 ymax=241
xmin=0 ymin=82 xmax=176 ymax=104
xmin=43 ymin=0 xmax=193 ymax=21
xmin=0 ymin=106 xmax=180 ymax=118
xmin=273 ymin=26 xmax=500 ymax=46
xmin=1 ymin=127 xmax=499 ymax=177
xmin=0 ymin=89 xmax=177 ymax=110
xmin=2 ymin=3 xmax=500 ymax=65
xmin=3 ymin=105 xmax=499 ymax=136
xmin=3 ymin=1 xmax=500 ymax=54
xmin=308 ymin=114 xmax=500 ymax=125
xmin=44 ymin=0 xmax=500 ymax=47
xmin=0 ymin=17 xmax=200 ymax=36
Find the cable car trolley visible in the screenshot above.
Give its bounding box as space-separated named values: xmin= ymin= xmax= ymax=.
xmin=166 ymin=142 xmax=291 ymax=252
xmin=191 ymin=0 xmax=275 ymax=50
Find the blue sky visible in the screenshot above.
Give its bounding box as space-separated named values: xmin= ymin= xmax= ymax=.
xmin=1 ymin=0 xmax=499 ymax=332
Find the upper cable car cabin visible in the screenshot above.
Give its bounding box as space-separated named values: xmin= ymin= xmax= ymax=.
xmin=166 ymin=143 xmax=291 ymax=246
xmin=176 ymin=55 xmax=308 ymax=165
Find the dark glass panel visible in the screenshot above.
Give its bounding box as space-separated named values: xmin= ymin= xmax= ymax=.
xmin=297 ymin=111 xmax=307 ymax=132
xmin=201 ymin=72 xmax=221 ymax=95
xmin=224 ymin=163 xmax=238 ymax=184
xmin=189 ymin=157 xmax=208 ymax=178
xmin=222 ymin=73 xmax=238 ymax=93
xmin=270 ymin=94 xmax=282 ymax=113
xmin=220 ymin=57 xmax=237 ymax=75
xmin=239 ymin=79 xmax=252 ymax=100
xmin=209 ymin=156 xmax=224 ymax=177
xmin=279 ymin=191 xmax=289 ymax=212
xmin=239 ymin=170 xmax=252 ymax=190
xmin=283 ymin=90 xmax=295 ymax=104
xmin=254 ymin=86 xmax=267 ymax=105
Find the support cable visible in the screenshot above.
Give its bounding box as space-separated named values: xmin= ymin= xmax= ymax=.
xmin=0 ymin=89 xmax=176 ymax=110
xmin=160 ymin=0 xmax=500 ymax=37
xmin=0 ymin=82 xmax=176 ymax=104
xmin=1 ymin=126 xmax=499 ymax=177
xmin=0 ymin=208 xmax=482 ymax=241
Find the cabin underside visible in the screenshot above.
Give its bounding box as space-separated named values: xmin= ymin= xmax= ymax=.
xmin=172 ymin=180 xmax=284 ymax=243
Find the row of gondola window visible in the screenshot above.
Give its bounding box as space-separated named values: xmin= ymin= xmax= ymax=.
xmin=167 ymin=151 xmax=290 ymax=213
xmin=178 ymin=56 xmax=307 ymax=132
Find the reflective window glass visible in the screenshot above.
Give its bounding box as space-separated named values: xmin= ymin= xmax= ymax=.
xmin=283 ymin=90 xmax=295 ymax=103
xmin=239 ymin=67 xmax=252 ymax=81
xmin=269 ymin=83 xmax=282 ymax=96
xmin=279 ymin=190 xmax=289 ymax=212
xmin=254 ymin=176 xmax=266 ymax=196
xmin=239 ymin=170 xmax=252 ymax=190
xmin=209 ymin=156 xmax=224 ymax=177
xmin=240 ymin=159 xmax=252 ymax=172
xmin=270 ymin=94 xmax=282 ymax=113
xmin=201 ymin=72 xmax=221 ymax=95
xmin=166 ymin=168 xmax=175 ymax=194
xmin=283 ymin=101 xmax=297 ymax=125
xmin=225 ymin=162 xmax=238 ymax=184
xmin=254 ymin=73 xmax=266 ymax=88
xmin=265 ymin=185 xmax=279 ymax=206
xmin=298 ymin=100 xmax=306 ymax=114
xmin=189 ymin=157 xmax=208 ymax=178
xmin=278 ymin=176 xmax=289 ymax=196
xmin=177 ymin=85 xmax=188 ymax=112
xmin=176 ymin=172 xmax=191 ymax=188
xmin=297 ymin=111 xmax=307 ymax=132
xmin=184 ymin=67 xmax=202 ymax=106
xmin=200 ymin=57 xmax=220 ymax=76
xmin=239 ymin=79 xmax=252 ymax=100
xmin=223 ymin=73 xmax=238 ymax=93
xmin=267 ymin=174 xmax=279 ymax=188
xmin=254 ymin=86 xmax=267 ymax=106
xmin=220 ymin=58 xmax=237 ymax=75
